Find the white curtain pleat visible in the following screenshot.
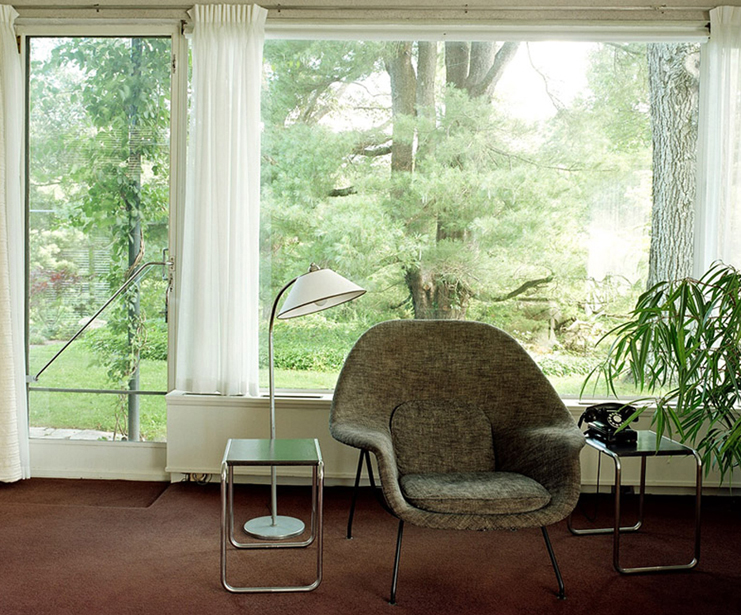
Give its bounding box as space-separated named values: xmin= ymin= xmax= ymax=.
xmin=695 ymin=6 xmax=741 ymax=273
xmin=175 ymin=4 xmax=266 ymax=396
xmin=0 ymin=5 xmax=29 ymax=482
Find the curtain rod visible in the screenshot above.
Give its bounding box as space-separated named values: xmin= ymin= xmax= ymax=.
xmin=16 ymin=3 xmax=714 ymax=13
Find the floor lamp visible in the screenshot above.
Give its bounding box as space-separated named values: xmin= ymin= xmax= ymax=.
xmin=243 ymin=263 xmax=366 ymax=540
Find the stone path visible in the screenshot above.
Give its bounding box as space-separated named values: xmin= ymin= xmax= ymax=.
xmin=30 ymin=427 xmax=124 ymax=441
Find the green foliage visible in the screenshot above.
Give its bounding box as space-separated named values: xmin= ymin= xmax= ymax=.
xmin=29 ymin=36 xmax=671 ymax=441
xmin=536 ymin=353 xmax=598 ymax=378
xmin=28 ymin=37 xmax=172 ymax=439
xmin=583 ymin=262 xmax=741 ymax=480
xmin=82 ymin=301 xmax=143 ymax=386
xmin=28 ymin=342 xmax=167 ymax=441
xmin=582 ymin=43 xmax=652 ymax=155
xmin=85 ymin=317 xmax=168 ymax=375
xmin=139 ymin=322 xmax=168 ymax=361
xmin=263 ymin=40 xmax=385 ymax=127
xmin=263 ymin=315 xmax=369 ymax=374
xmin=27 ymin=227 xmax=91 ymax=341
xmin=260 ymin=39 xmax=654 ymax=350
xmin=46 ymin=38 xmax=171 ymax=279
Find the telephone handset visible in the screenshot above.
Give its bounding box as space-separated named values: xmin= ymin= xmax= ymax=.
xmin=578 ymin=402 xmax=638 ymax=445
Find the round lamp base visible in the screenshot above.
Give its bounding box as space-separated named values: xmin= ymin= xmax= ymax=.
xmin=243 ymin=515 xmax=305 ymax=540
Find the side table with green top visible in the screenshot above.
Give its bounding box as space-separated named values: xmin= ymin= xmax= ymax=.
xmin=220 ymin=438 xmax=324 ymax=593
xmin=568 ymin=430 xmax=702 ymax=574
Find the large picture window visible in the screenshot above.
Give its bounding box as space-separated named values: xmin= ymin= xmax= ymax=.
xmin=259 ymin=38 xmax=701 ymax=395
xmin=23 ymin=28 xmax=705 ymax=448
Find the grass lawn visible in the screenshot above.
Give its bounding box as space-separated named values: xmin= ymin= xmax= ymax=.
xmin=29 ymin=342 xmax=169 ymax=442
xmin=28 ymin=342 xmax=340 ymax=442
xmin=28 ymin=341 xmax=618 ymax=443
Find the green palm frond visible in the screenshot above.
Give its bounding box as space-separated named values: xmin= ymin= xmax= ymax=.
xmin=582 ymin=262 xmax=741 ymax=481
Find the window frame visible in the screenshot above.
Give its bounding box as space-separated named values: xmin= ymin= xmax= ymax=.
xmin=259 ymin=28 xmax=708 ymax=399
xmin=19 ymin=23 xmax=188 ymax=439
xmin=18 ymin=18 xmax=713 ymax=404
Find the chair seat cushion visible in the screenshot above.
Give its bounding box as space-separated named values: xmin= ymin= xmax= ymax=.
xmin=399 ymin=471 xmax=552 ymax=515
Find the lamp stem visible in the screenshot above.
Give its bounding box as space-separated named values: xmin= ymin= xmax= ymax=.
xmin=267 ymin=275 xmax=300 ymax=526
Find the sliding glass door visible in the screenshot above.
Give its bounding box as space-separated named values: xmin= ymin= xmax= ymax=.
xmin=26 ymin=34 xmax=176 ymax=442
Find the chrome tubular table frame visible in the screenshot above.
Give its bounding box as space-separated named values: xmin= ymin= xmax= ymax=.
xmin=568 ymin=430 xmax=702 ymax=574
xmin=220 ymin=438 xmax=324 ymax=593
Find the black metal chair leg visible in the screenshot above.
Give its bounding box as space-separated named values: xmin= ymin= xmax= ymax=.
xmin=347 ymin=450 xmax=365 ymax=539
xmin=390 ymin=520 xmax=404 ymax=605
xmin=541 ymin=526 xmax=565 ymax=599
xmin=365 ymin=450 xmax=377 ymax=490
xmin=347 ymin=450 xmax=377 ymax=539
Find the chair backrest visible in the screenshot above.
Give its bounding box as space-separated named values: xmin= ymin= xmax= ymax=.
xmin=331 ymin=320 xmax=569 ymax=439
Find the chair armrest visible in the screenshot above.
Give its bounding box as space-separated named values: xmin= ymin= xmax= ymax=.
xmin=330 ymin=422 xmax=394 ymax=457
xmin=497 ymin=423 xmax=586 ymax=490
xmin=330 ymin=420 xmax=414 ymax=514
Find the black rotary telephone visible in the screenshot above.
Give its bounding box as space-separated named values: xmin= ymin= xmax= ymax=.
xmin=578 ymin=402 xmax=638 ymax=445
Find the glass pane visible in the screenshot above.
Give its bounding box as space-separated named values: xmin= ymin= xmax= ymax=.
xmin=260 ymin=40 xmax=700 ymax=396
xmin=27 ymin=36 xmax=171 ymax=441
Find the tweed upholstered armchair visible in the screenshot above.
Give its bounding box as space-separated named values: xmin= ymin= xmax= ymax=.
xmin=329 ymin=319 xmax=585 ymax=604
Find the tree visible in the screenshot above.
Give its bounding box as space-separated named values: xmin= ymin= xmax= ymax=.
xmin=30 ymin=37 xmax=171 ymax=439
xmin=261 ymin=40 xmax=629 ymax=329
xmin=646 ymin=43 xmax=700 ymax=286
xmin=260 ymin=37 xmax=696 ymax=371
xmin=384 ymin=41 xmax=521 ymax=319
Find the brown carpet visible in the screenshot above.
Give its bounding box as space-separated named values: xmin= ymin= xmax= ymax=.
xmin=0 ymin=479 xmax=739 ymax=615
xmin=0 ymin=478 xmax=169 ymax=508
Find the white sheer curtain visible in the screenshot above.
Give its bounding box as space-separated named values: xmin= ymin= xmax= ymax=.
xmin=695 ymin=6 xmax=741 ymax=274
xmin=175 ymin=4 xmax=266 ymax=396
xmin=0 ymin=5 xmax=28 ymax=482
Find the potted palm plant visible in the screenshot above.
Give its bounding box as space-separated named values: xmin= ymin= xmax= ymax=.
xmin=583 ymin=262 xmax=741 ymax=481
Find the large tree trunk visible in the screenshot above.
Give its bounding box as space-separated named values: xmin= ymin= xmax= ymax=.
xmin=416 ymin=41 xmax=437 ymax=159
xmin=385 ymin=43 xmax=416 ymax=174
xmin=405 ymin=268 xmax=469 ymax=319
xmin=647 ymin=43 xmax=699 ymax=287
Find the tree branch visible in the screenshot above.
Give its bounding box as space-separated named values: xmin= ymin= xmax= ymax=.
xmin=485 ymin=144 xmax=583 ymax=172
xmin=469 ymin=41 xmax=519 ymax=99
xmin=490 ymin=275 xmax=555 ymax=302
xmin=300 ymin=82 xmax=350 ymax=124
xmin=526 ymin=42 xmax=564 ymax=112
xmin=328 ymin=186 xmax=357 ymax=197
xmin=389 ymin=294 xmax=413 ymax=310
xmin=354 ymin=143 xmax=393 ymax=157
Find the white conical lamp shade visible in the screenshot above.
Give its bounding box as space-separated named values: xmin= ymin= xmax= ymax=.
xmin=278 ymin=267 xmax=366 ymax=320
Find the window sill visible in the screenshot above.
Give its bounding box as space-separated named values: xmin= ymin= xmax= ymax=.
xmin=169 ymin=390 xmax=640 ymax=414
xmin=167 ymin=389 xmax=333 ymax=409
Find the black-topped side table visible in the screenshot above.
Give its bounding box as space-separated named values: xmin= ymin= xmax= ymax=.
xmin=220 ymin=438 xmax=324 ymax=593
xmin=568 ymin=430 xmax=702 ymax=574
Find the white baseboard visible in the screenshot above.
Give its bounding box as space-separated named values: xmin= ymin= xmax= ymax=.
xmin=30 ymin=438 xmax=169 ymax=481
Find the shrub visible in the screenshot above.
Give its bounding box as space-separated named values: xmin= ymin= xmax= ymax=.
xmin=263 ymin=317 xmax=369 ymax=372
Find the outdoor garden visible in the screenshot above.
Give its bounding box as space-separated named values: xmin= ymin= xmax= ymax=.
xmin=26 ymin=36 xmax=700 ymax=442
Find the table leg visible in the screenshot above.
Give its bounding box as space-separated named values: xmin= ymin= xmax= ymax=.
xmin=568 ymin=450 xmax=642 ymax=536
xmin=614 ymin=452 xmax=701 ymax=574
xmin=220 ymin=463 xmax=230 ymax=591
xmin=568 ymin=436 xmax=702 ymax=574
xmin=221 ymin=461 xmax=324 ymax=592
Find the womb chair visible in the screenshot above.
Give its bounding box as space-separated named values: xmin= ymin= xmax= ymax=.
xmin=329 ymin=320 xmax=585 ymax=604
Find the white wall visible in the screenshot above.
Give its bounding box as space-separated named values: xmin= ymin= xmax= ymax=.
xmin=29 ymin=391 xmax=738 ymax=496
xmin=30 ymin=439 xmax=168 ymax=481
